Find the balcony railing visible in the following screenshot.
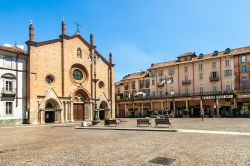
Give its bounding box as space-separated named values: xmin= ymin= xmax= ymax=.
xmin=210 ymin=76 xmax=219 ymax=82
xmin=1 ymin=88 xmax=16 ymax=96
xmin=116 ymin=90 xmax=235 ymax=101
xmin=182 ymin=80 xmax=191 ymax=85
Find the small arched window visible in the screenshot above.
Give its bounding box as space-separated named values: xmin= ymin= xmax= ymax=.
xmin=77 ymin=48 xmax=82 ymax=58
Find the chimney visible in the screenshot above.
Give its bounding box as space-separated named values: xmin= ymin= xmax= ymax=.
xmin=62 ymin=18 xmax=66 ymax=35
xmin=90 ymin=33 xmax=94 ymax=46
xmin=29 ymin=21 xmax=34 ymax=41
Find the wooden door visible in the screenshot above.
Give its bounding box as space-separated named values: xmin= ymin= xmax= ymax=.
xmin=73 ymin=104 xmax=84 ymax=121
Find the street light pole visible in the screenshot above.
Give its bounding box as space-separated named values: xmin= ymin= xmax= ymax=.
xmin=90 ymin=34 xmax=100 ymax=123
xmin=164 ymin=76 xmax=171 ymax=115
xmin=93 ymin=54 xmax=100 ymax=122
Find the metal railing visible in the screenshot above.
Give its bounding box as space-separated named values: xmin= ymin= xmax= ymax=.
xmin=182 ymin=80 xmax=191 ymax=85
xmin=116 ymin=90 xmax=235 ymax=101
xmin=209 ymin=76 xmax=219 ymax=82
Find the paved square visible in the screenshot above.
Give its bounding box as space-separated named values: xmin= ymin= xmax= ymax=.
xmin=0 ymin=119 xmax=250 ymax=166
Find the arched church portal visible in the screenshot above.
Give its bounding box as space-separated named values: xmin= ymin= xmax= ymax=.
xmin=99 ymin=101 xmax=110 ymax=120
xmin=73 ymin=89 xmax=90 ymax=121
xmin=44 ymin=99 xmax=60 ymax=123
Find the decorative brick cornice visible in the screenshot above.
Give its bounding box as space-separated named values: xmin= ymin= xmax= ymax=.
xmin=26 ymin=34 xmax=112 ymax=66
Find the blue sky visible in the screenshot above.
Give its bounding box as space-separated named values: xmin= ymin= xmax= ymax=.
xmin=1 ymin=0 xmax=250 ymax=81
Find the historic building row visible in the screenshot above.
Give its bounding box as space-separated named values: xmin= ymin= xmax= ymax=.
xmin=115 ymin=47 xmax=250 ymax=118
xmin=0 ymin=20 xmax=115 ymax=124
xmin=0 ymin=45 xmax=27 ymax=124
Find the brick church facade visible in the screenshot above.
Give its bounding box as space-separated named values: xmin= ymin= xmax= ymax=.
xmin=26 ymin=20 xmax=115 ymax=124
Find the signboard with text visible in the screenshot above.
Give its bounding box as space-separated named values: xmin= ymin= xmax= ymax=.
xmin=201 ymin=95 xmax=233 ymax=100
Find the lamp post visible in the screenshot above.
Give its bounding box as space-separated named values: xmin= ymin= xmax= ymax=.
xmin=89 ymin=34 xmax=100 ymax=123
xmin=164 ymin=76 xmax=172 ymax=115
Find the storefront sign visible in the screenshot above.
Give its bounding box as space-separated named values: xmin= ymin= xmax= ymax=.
xmin=201 ymin=95 xmax=233 ymax=100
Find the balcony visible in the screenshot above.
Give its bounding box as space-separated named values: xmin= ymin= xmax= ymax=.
xmin=1 ymin=88 xmax=16 ymax=96
xmin=115 ymin=90 xmax=235 ymax=102
xmin=210 ymin=76 xmax=219 ymax=82
xmin=182 ymin=80 xmax=191 ymax=85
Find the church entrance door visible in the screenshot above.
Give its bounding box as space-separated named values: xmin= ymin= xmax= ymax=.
xmin=45 ymin=111 xmax=55 ymax=123
xmin=73 ymin=104 xmax=84 ymax=121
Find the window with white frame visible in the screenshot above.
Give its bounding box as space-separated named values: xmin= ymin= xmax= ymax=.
xmin=184 ymin=66 xmax=188 ymax=73
xmin=158 ymin=70 xmax=163 ymax=77
xmin=226 ymin=83 xmax=231 ymax=91
xmin=212 ymin=85 xmax=217 ymax=93
xmin=199 ymin=64 xmax=203 ymax=71
xmin=5 ymin=102 xmax=13 ymax=115
xmin=224 ymin=69 xmax=232 ymax=77
xmin=199 ymin=86 xmax=204 ymax=94
xmin=199 ymin=73 xmax=203 ymax=80
xmin=149 ymin=71 xmax=156 ymax=77
xmin=212 ymin=61 xmax=216 ymax=69
xmin=5 ymin=80 xmax=13 ymax=92
xmin=225 ymin=59 xmax=230 ymax=67
xmin=168 ymin=67 xmax=175 ymax=75
xmin=241 ymin=56 xmax=246 ymax=63
xmin=152 ymin=79 xmax=155 ymax=85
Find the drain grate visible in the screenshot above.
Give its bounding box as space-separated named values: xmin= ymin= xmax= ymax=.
xmin=148 ymin=157 xmax=175 ymax=165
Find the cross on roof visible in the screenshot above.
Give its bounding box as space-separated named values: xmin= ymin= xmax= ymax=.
xmin=74 ymin=21 xmax=81 ymax=34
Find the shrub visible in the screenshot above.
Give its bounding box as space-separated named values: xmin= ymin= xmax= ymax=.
xmin=183 ymin=109 xmax=189 ymax=115
xmin=232 ymin=108 xmax=240 ymax=116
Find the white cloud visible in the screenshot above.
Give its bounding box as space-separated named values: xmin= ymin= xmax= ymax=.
xmin=17 ymin=45 xmax=25 ymax=49
xmin=3 ymin=43 xmax=12 ymax=47
xmin=3 ymin=43 xmax=25 ymax=49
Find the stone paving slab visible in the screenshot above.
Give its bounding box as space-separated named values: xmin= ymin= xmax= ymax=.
xmin=0 ymin=125 xmax=249 ymax=166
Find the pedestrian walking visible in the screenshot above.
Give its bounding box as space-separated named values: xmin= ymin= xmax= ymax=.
xmin=201 ymin=109 xmax=205 ymax=121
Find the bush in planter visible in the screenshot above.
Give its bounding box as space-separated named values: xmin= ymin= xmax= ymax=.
xmin=232 ymin=108 xmax=240 ymax=117
xmin=183 ymin=109 xmax=189 ymax=115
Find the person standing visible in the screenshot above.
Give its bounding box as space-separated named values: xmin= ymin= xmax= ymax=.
xmin=201 ymin=109 xmax=205 ymax=121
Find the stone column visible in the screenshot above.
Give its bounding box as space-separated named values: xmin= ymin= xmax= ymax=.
xmin=125 ymin=103 xmax=127 ymax=117
xmin=233 ymin=97 xmax=237 ymax=109
xmin=41 ymin=110 xmax=45 ymax=124
xmin=116 ymin=103 xmax=119 ymax=117
xmin=60 ymin=108 xmax=64 ymax=123
xmin=173 ymin=99 xmax=176 ymax=117
xmin=185 ymin=99 xmax=188 ymax=109
xmin=63 ymin=101 xmax=67 ymax=122
xmin=141 ymin=103 xmax=144 ymax=117
xmin=200 ymin=99 xmax=203 ymax=111
xmin=216 ymin=98 xmax=220 ymax=116
xmin=90 ymin=102 xmax=93 ymax=121
xmin=70 ymin=101 xmax=74 ymax=122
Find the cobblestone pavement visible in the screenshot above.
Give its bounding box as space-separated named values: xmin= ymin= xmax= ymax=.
xmin=0 ymin=120 xmax=250 ymax=166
